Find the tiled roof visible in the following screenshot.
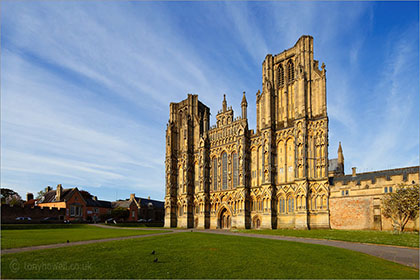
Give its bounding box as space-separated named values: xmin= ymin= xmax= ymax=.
xmin=85 ymin=198 xmax=112 ymax=208
xmin=134 ymin=197 xmax=164 ymax=208
xmin=38 ymin=188 xmax=75 ymax=203
xmin=112 ymin=200 xmax=134 ymax=209
xmin=329 ymin=166 xmax=419 ymax=186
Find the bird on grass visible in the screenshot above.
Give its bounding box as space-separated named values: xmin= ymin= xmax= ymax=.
xmin=153 ymin=258 xmax=158 ymax=263
xmin=151 ymin=250 xmax=155 ymax=255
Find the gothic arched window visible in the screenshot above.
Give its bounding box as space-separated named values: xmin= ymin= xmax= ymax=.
xmin=278 ymin=65 xmax=284 ymax=87
xmin=232 ymin=152 xmax=238 ymax=188
xmin=213 ymin=157 xmax=218 ymax=191
xmin=287 ymin=60 xmax=294 ymax=82
xmin=288 ymin=197 xmax=294 ymax=213
xmin=222 ymin=152 xmax=228 ymax=190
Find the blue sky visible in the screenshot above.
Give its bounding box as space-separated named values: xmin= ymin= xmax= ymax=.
xmin=1 ymin=1 xmax=419 ymax=202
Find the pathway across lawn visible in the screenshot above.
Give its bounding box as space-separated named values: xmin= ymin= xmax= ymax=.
xmin=0 ymin=224 xmax=169 ymax=249
xmin=1 ymin=232 xmax=418 ymax=279
xmin=2 ymin=225 xmax=418 ymax=269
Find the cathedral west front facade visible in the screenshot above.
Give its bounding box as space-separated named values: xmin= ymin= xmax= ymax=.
xmin=165 ymin=35 xmax=330 ymax=229
xmin=164 ymin=35 xmax=419 ymax=230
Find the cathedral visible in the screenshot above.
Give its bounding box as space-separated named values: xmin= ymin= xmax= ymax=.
xmin=164 ymin=35 xmax=419 ymax=230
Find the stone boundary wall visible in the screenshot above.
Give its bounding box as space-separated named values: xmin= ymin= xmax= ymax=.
xmin=330 ymin=195 xmax=419 ymax=231
xmin=1 ymin=205 xmax=66 ymax=223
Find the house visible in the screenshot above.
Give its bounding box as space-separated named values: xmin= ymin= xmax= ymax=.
xmin=129 ymin=194 xmax=164 ymax=222
xmin=111 ymin=199 xmax=138 ymax=222
xmin=37 ymin=184 xmax=112 ymax=222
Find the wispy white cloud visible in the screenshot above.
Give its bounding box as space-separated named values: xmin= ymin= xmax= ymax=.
xmin=1 ymin=1 xmax=418 ymax=200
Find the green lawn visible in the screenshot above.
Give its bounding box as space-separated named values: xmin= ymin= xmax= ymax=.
xmin=234 ymin=228 xmax=420 ymax=247
xmin=1 ymin=232 xmax=418 ymax=279
xmin=102 ymin=222 xmax=163 ymax=228
xmin=0 ymin=224 xmax=167 ymax=249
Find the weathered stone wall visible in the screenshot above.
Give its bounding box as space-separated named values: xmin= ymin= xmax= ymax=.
xmin=330 ymin=196 xmax=373 ymax=230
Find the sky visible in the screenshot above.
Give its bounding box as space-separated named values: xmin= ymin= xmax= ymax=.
xmin=1 ymin=1 xmax=419 ymax=202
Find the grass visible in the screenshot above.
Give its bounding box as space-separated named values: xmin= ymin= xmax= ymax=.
xmin=0 ymin=224 xmax=167 ymax=249
xmin=102 ymin=222 xmax=163 ymax=228
xmin=234 ymin=228 xmax=420 ymax=247
xmin=1 ymin=232 xmax=418 ymax=279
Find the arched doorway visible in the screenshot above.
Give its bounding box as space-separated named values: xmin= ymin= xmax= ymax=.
xmin=252 ymin=216 xmax=261 ymax=229
xmin=218 ymin=207 xmax=231 ymax=229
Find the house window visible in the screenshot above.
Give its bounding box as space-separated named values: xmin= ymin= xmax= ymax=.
xmin=389 ymin=186 xmax=393 ymax=193
xmin=94 ymin=208 xmax=99 ymax=214
xmin=70 ymin=206 xmax=75 ymax=216
xmin=345 ymin=190 xmax=349 ymax=196
xmin=222 ymin=153 xmax=228 ymax=189
xmin=132 ymin=211 xmax=135 ymax=218
xmin=384 ymin=187 xmax=388 ymax=193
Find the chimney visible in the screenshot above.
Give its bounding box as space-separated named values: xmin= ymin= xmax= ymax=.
xmin=352 ymin=167 xmax=357 ymax=177
xmin=26 ymin=193 xmax=34 ymax=201
xmin=46 ymin=186 xmax=52 ymax=192
xmin=130 ymin=193 xmax=135 ymax=201
xmin=56 ymin=184 xmax=63 ymax=201
xmin=93 ymin=196 xmax=97 ymax=201
xmin=148 ymin=196 xmax=151 ymax=200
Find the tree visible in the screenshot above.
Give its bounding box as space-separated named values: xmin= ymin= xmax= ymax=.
xmin=111 ymin=207 xmax=129 ymax=220
xmin=382 ymin=184 xmax=419 ymax=232
xmin=1 ymin=188 xmax=23 ymax=206
xmin=36 ymin=187 xmax=51 ymax=199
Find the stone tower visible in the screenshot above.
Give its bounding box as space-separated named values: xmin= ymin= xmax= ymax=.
xmin=164 ymin=94 xmax=210 ymax=228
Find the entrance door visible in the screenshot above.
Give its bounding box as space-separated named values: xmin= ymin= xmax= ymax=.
xmin=219 ymin=208 xmax=231 ymax=229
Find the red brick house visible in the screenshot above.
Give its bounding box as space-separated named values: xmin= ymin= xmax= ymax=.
xmin=129 ymin=194 xmax=164 ymax=222
xmin=111 ymin=199 xmax=138 ymax=222
xmin=37 ymin=185 xmax=112 ymax=222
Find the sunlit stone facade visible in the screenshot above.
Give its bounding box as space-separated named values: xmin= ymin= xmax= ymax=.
xmin=164 ymin=35 xmax=331 ymax=229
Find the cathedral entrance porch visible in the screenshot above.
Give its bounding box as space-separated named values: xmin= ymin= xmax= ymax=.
xmin=218 ymin=208 xmax=231 ymax=229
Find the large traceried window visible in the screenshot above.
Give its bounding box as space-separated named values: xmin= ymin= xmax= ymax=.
xmin=194 ymin=163 xmax=199 ymax=191
xmin=288 ymin=197 xmax=294 ymax=213
xmin=257 ymin=146 xmax=262 ymax=185
xmin=251 ymin=148 xmax=257 ymax=186
xmin=213 ymin=158 xmax=218 ymax=191
xmin=222 ymin=152 xmax=228 ymax=190
xmin=178 ymin=164 xmax=183 ymax=192
xmin=287 ymin=60 xmax=294 ymax=82
xmin=279 ymin=198 xmax=285 ymax=213
xmin=232 ymin=153 xmax=238 ymax=188
xmin=278 ymin=65 xmax=284 ymax=87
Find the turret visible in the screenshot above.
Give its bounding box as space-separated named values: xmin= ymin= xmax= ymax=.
xmin=337 ymin=142 xmax=344 ymax=176
xmin=241 ymin=91 xmax=248 ymax=119
xmin=222 ymin=94 xmax=227 ymax=112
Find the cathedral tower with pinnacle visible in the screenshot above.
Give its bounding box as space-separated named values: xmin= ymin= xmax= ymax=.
xmin=165 ymin=35 xmax=329 ymax=229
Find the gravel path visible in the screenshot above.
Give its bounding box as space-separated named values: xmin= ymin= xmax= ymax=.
xmin=2 ymin=225 xmax=418 ymax=269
